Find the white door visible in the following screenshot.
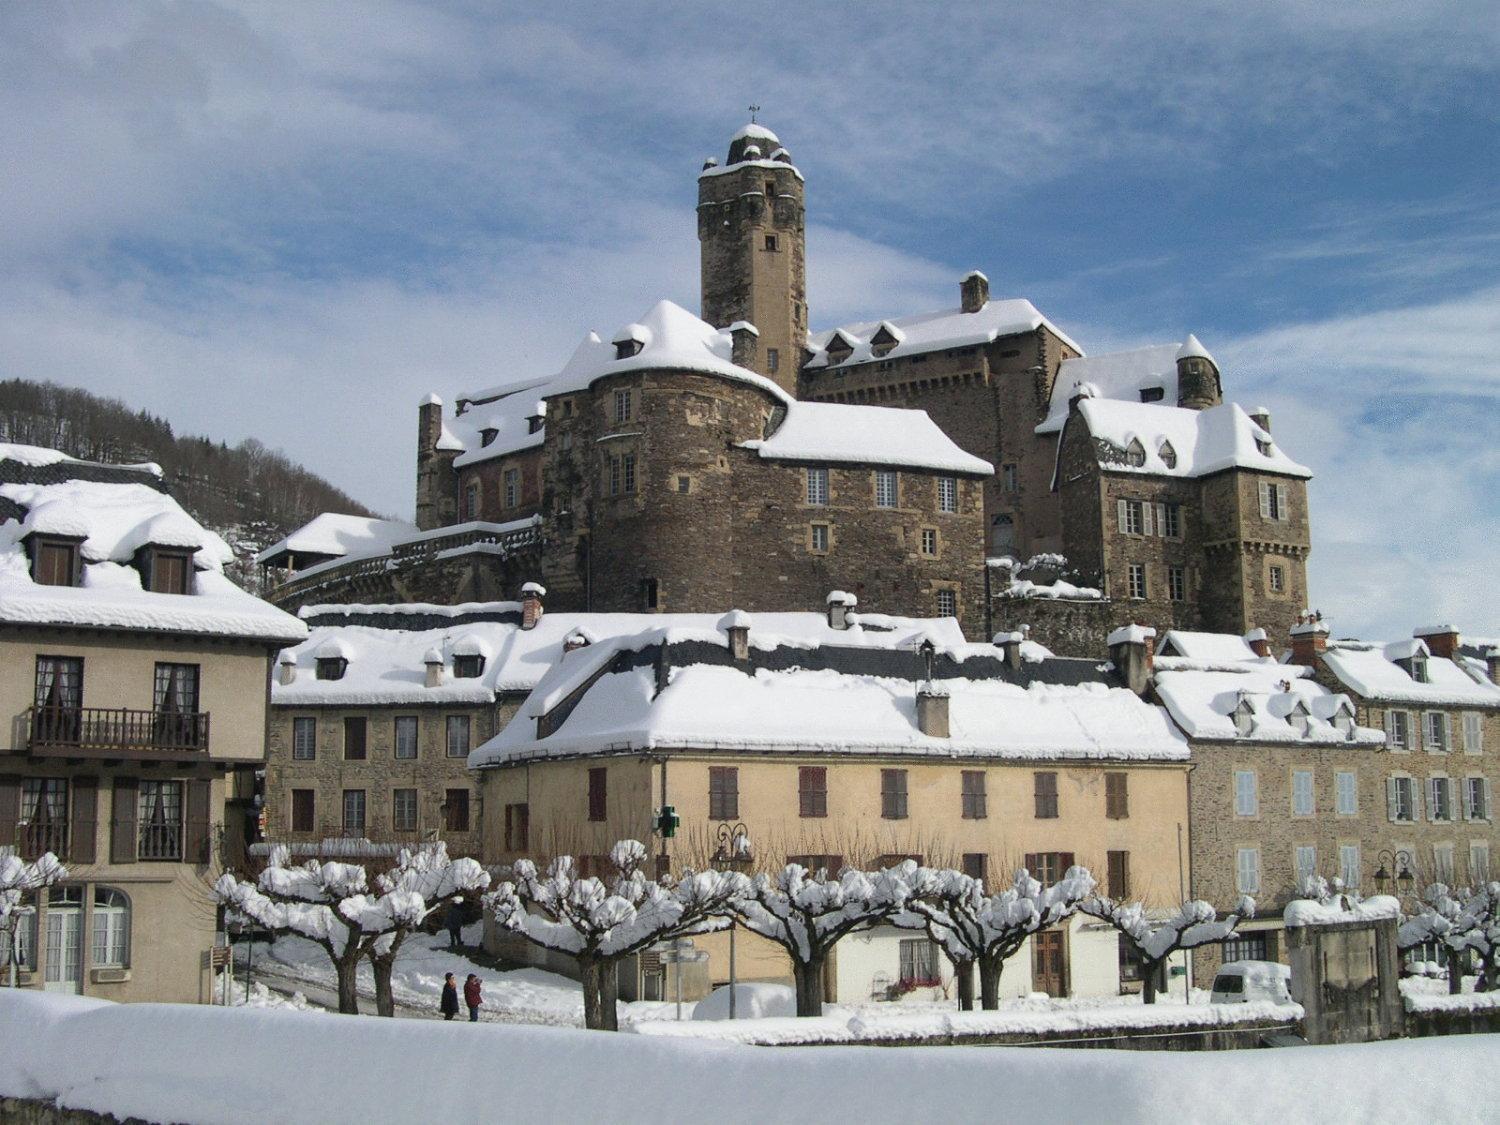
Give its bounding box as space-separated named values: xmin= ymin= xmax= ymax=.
xmin=44 ymin=898 xmax=83 ymax=994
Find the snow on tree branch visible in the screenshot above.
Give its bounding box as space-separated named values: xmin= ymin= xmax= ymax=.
xmin=1 ymin=852 xmax=66 ymax=924
xmin=1081 ymin=892 xmax=1253 ymax=1003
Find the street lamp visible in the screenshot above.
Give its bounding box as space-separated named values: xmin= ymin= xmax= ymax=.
xmin=712 ymin=822 xmax=752 ymax=1020
xmin=1373 ymin=849 xmax=1416 ymax=898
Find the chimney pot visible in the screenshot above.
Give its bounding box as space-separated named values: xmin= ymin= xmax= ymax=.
xmin=423 ymin=648 xmax=444 ymax=689
xmin=720 ymin=609 xmax=752 ymax=662
xmin=1249 ymin=406 xmax=1272 ymax=434
xmin=995 ymin=630 xmax=1026 ymax=671
xmin=1244 ymin=627 xmax=1270 ymax=659
xmin=826 ymin=590 xmax=857 ymax=630
xmin=729 ymin=321 xmax=760 ymax=368
xmin=521 ymin=582 xmax=546 ymax=630
xmin=1413 ymin=624 xmax=1459 ymax=661
xmin=277 ymin=652 xmax=298 ymax=686
xmin=1288 ymin=610 xmax=1330 ymax=666
xmin=1106 ymin=624 xmax=1156 ymax=696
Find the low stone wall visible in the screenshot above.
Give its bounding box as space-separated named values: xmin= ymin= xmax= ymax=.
xmin=849 ymin=1018 xmax=1296 ymax=1051
xmin=1404 ymin=1004 xmax=1500 ymax=1038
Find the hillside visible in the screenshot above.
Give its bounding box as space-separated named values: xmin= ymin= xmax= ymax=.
xmin=0 ymin=378 xmax=378 ymax=594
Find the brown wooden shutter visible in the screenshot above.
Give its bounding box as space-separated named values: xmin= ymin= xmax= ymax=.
xmin=1023 ymin=852 xmax=1039 ymax=875
xmin=70 ymin=776 xmax=98 ymax=863
xmin=1060 ymin=851 xmax=1076 ymax=872
xmin=110 ymin=776 xmax=139 ymax=864
xmin=0 ymin=774 xmax=19 ymax=850
xmin=185 ymin=778 xmax=212 ymax=865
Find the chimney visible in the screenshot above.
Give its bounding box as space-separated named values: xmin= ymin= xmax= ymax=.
xmin=916 ymin=683 xmax=951 ymax=738
xmin=1107 ymin=624 xmax=1156 ymax=696
xmin=277 ymin=651 xmax=298 ymax=686
xmin=720 ymin=609 xmax=752 ymax=662
xmin=520 ymin=582 xmax=546 ymax=630
xmin=1249 ymin=406 xmax=1272 ymax=434
xmin=826 ymin=590 xmax=857 ymax=630
xmin=960 ymin=270 xmax=989 ymax=314
xmin=564 ymin=630 xmax=591 ymax=654
xmin=1486 ymin=651 xmax=1500 ymax=686
xmin=1244 ymin=627 xmax=1270 ymax=659
xmin=1067 ymin=381 xmax=1096 ymax=414
xmin=423 ymin=647 xmax=445 ymax=689
xmin=995 ymin=627 xmax=1028 ymax=671
xmin=728 ymin=321 xmax=760 ymax=368
xmin=1413 ymin=624 xmax=1459 ymax=661
xmin=1288 ymin=610 xmax=1329 ymax=667
xmin=418 ymin=394 xmax=445 ymax=455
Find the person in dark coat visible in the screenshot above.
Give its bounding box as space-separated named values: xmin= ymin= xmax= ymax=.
xmin=440 ymin=972 xmax=460 ymax=1020
xmin=464 ymin=973 xmax=483 ymax=1023
xmin=445 ymin=897 xmax=465 ymax=949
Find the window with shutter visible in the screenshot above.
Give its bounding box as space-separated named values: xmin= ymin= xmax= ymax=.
xmin=1336 ymin=771 xmax=1357 ymax=815
xmin=1234 ymin=770 xmax=1258 ymax=816
xmin=1275 ymin=484 xmax=1289 ymax=520
xmin=1259 ymin=482 xmax=1271 ymax=519
xmin=588 ymin=768 xmax=607 ymax=822
xmin=1117 ymin=499 xmax=1129 ymax=534
xmin=1105 ymin=772 xmax=1128 ymax=819
xmin=798 ymin=767 xmax=828 ymax=818
xmin=960 ymin=771 xmax=987 ymax=819
xmin=1340 ymin=845 xmax=1361 ymax=889
xmin=1236 ymin=848 xmax=1260 ymax=894
xmin=709 ymin=767 xmax=739 ymax=820
xmin=1292 ymin=770 xmax=1314 ymax=816
xmin=1463 ymin=713 xmax=1483 ymax=753
xmin=1294 ymin=845 xmax=1317 ymax=885
xmin=962 ymin=853 xmax=987 ymax=882
xmin=1033 ymin=771 xmax=1059 ymax=819
xmin=881 ymin=769 xmax=908 ymax=819
xmin=1107 ymin=850 xmax=1130 ymax=898
xmin=1141 ymin=502 xmax=1153 ymax=536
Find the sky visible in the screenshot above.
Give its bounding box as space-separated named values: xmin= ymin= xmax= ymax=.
xmin=0 ymin=1 xmax=1495 ymax=640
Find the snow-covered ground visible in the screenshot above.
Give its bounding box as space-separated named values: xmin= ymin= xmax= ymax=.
xmin=4 ymin=989 xmax=1495 ymax=1125
xmin=1399 ymin=975 xmax=1500 ymax=1014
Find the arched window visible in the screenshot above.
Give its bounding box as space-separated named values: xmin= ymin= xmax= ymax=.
xmin=1125 ymin=439 xmax=1146 ymax=467
xmin=1158 ymin=441 xmax=1177 ymax=469
xmin=92 ymin=888 xmax=130 ymax=968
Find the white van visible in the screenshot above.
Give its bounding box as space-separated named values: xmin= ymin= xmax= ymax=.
xmin=1210 ymin=960 xmax=1293 ymax=1005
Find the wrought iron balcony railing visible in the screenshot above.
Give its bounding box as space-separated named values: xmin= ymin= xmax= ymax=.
xmin=26 ymin=706 xmax=210 ymax=758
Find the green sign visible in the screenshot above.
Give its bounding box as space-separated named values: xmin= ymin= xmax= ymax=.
xmin=656 ymin=805 xmax=680 ymax=838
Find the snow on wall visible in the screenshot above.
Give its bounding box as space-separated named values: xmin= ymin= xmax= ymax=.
xmin=13 ymin=990 xmax=1493 ymax=1125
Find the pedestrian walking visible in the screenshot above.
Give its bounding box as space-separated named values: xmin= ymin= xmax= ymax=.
xmin=445 ymin=897 xmax=465 ymax=949
xmin=464 ymin=973 xmax=483 ymax=1023
xmin=440 ymin=972 xmax=460 ymax=1020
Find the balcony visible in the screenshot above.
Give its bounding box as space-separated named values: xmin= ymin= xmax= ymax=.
xmin=26 ymin=706 xmax=211 ymax=759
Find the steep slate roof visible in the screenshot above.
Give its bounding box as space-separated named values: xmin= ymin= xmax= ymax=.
xmin=805 ymin=298 xmax=1081 ymax=370
xmin=0 ymin=444 xmax=305 ymax=643
xmin=1061 ymin=399 xmax=1311 ymax=480
xmin=1320 ymin=640 xmax=1500 ymax=707
xmin=1037 ymin=344 xmax=1182 ymax=434
xmin=256 ymin=513 xmax=417 ymax=567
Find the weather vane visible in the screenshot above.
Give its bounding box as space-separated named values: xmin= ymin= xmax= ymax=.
xmin=749 ymin=104 xmax=760 ymax=123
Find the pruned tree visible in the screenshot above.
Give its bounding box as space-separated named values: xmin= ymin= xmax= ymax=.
xmin=364 ymin=843 xmax=490 ymax=1016
xmin=733 ymin=861 xmax=915 ymax=1017
xmin=1081 ymin=894 xmax=1255 ymax=1003
xmin=1 ymin=852 xmax=65 ymax=986
xmin=486 ymin=840 xmax=748 ymax=1031
xmin=899 ymin=864 xmax=1096 ymax=1010
xmin=1402 ymin=882 xmax=1500 ymax=993
xmin=216 ymin=843 xmax=488 ymax=1016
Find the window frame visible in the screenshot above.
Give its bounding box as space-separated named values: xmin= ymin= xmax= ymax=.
xmin=1167 ymin=566 xmax=1186 ymax=603
xmin=613 ymin=389 xmax=632 ymax=424
xmin=881 ymin=768 xmax=909 ymax=820
xmin=292 ymin=716 xmax=317 ymax=761
xmin=805 ymin=467 xmax=829 ymax=506
xmin=1234 ymin=770 xmax=1259 ymax=817
xmin=342 ymin=789 xmax=367 ymax=833
xmin=30 ymin=536 xmax=81 ymax=587
xmin=937 ymin=477 xmax=958 ymax=513
xmin=393 ymin=715 xmax=418 ymax=760
xmin=960 ymin=770 xmax=987 ymax=820
xmin=91 ymin=888 xmax=130 ymax=969
xmin=392 ymin=788 xmax=419 ymax=832
xmin=1127 ymin=563 xmax=1146 ymax=600
xmin=445 ymin=714 xmax=471 ymax=759
xmin=874 ymin=470 xmax=898 ymax=509
xmin=936 ymin=589 xmax=957 ymax=618
xmin=1033 ymin=771 xmax=1059 ymax=819
xmin=798 ymin=767 xmax=827 ymax=819
xmin=709 ymin=766 xmax=740 ymax=821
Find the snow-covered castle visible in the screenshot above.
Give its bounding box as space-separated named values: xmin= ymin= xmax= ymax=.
xmin=261 ymin=121 xmax=1313 ymax=649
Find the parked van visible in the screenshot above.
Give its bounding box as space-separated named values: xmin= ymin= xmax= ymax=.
xmin=1210 ymin=960 xmax=1292 ymax=1005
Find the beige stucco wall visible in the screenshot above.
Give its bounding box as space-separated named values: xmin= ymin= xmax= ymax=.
xmin=0 ymin=630 xmax=272 ymax=762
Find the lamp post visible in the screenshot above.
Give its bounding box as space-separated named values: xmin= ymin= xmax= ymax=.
xmin=1373 ymin=849 xmax=1417 ymax=900
xmin=712 ymin=822 xmax=752 ymax=1020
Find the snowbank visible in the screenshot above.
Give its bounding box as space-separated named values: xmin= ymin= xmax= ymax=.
xmin=3 ymin=990 xmax=1494 ymax=1125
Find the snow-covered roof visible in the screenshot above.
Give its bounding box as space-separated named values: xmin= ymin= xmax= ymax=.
xmin=740 ymin=402 xmax=993 ymax=475
xmin=256 ymin=514 xmax=417 ymax=566
xmin=1156 ymin=630 xmax=1262 ymax=665
xmin=1154 ymin=659 xmax=1382 ymax=745
xmin=0 ymin=449 xmax=305 ymax=643
xmin=449 ymin=382 xmax=548 ymax=471
xmin=1037 ymin=344 xmax=1182 ymax=434
xmin=274 ymin=609 xmax=965 ymax=707
xmin=731 ymin=122 xmax=780 ymax=145
xmin=806 ymin=298 xmax=1080 ymax=370
xmin=1320 ymin=641 xmax=1500 ymax=707
xmin=1060 ymin=399 xmax=1312 ymax=480
xmin=472 ymin=630 xmax=1187 ymax=766
xmin=1177 ymin=334 xmax=1215 ymax=364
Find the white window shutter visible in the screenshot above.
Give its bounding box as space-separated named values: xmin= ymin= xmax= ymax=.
xmin=1412 ymin=779 xmax=1424 ymax=822
xmin=1259 ymin=482 xmax=1271 ymax=519
xmin=1117 ymin=499 xmax=1128 ymax=533
xmin=1461 ymin=779 xmax=1472 ymax=820
xmin=1156 ymin=503 xmax=1168 ymax=536
xmin=1442 ymin=713 xmax=1453 ymax=750
xmin=1486 ymin=779 xmax=1493 ymax=820
xmin=1386 ymin=777 xmax=1398 ymax=821
xmin=1141 ymin=503 xmax=1153 ymax=536
xmin=1275 ymin=483 xmax=1289 ymax=520
xmin=1384 ymin=710 xmax=1395 ymax=743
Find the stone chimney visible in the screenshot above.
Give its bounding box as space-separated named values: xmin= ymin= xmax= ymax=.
xmin=916 ymin=683 xmax=951 ymax=737
xmin=1413 ymin=624 xmax=1459 ymax=661
xmin=1289 ymin=610 xmax=1330 ymax=667
xmin=277 ymin=650 xmax=298 ymax=686
xmin=564 ymin=630 xmax=591 ymax=654
xmin=423 ymin=647 xmax=445 ymax=689
xmin=720 ymin=609 xmax=752 ymax=662
xmin=1249 ymin=406 xmax=1272 ymax=434
xmin=729 ymin=321 xmax=760 ymax=369
xmin=960 ymin=270 xmax=989 ymax=314
xmin=1244 ymin=627 xmax=1270 ymax=659
xmin=1486 ymin=651 xmax=1500 ymax=686
xmin=826 ymin=590 xmax=857 ymax=630
xmin=1107 ymin=624 xmax=1156 ymax=696
xmin=520 ymin=582 xmax=546 ymax=630
xmin=995 ymin=627 xmax=1028 ymax=671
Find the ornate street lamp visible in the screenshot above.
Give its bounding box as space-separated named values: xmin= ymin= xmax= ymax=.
xmin=712 ymin=822 xmax=752 ymax=1019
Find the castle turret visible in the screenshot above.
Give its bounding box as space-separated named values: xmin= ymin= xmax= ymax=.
xmin=1175 ymin=334 xmax=1222 ymax=410
xmin=698 ymin=121 xmax=806 ymax=394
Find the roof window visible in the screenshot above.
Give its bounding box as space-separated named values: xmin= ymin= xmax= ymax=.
xmin=29 ymin=536 xmax=81 ymax=588
xmin=1125 ymin=439 xmax=1146 ymax=467
xmin=1158 ymin=440 xmax=1177 ymax=469
xmin=1256 ymin=438 xmax=1273 ymax=456
xmin=141 ymin=547 xmax=193 ymax=595
xmin=1139 ymin=387 xmax=1164 ymax=403
xmin=315 ymin=657 xmax=348 ymax=681
xmin=480 ymin=427 xmax=498 ymax=447
xmin=1410 ymin=655 xmax=1429 ymax=683
xmin=453 ymin=654 xmax=486 ymax=679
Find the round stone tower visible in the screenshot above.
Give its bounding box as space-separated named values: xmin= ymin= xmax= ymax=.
xmin=697 ymin=122 xmax=807 ymax=395
xmin=1175 ymin=333 xmax=1223 ymax=410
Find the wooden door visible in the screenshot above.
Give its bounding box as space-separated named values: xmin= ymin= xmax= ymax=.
xmin=1033 ymin=929 xmax=1069 ymax=997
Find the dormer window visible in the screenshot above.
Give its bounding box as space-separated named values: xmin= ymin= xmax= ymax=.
xmin=1125 ymin=439 xmax=1146 ymax=467
xmin=870 ymin=325 xmax=900 ymax=358
xmin=142 ymin=548 xmax=192 ymax=595
xmin=1288 ymin=705 xmax=1311 ymax=736
xmin=1256 ymin=438 xmax=1273 ymax=456
xmin=1232 ymin=696 xmax=1255 ymax=737
xmin=480 ymin=427 xmax=498 ymax=447
xmin=1139 ymin=387 xmax=1164 ymax=403
xmin=30 ymin=536 xmax=81 ymax=587
xmin=615 ymin=339 xmax=643 ymax=360
xmin=315 ymin=657 xmax=348 ymax=681
xmin=1158 ymin=440 xmax=1177 ymax=469
xmin=453 ymin=654 xmax=485 ymax=679
xmin=1411 ymin=656 xmax=1429 ymax=683
xmin=527 ymin=415 xmax=544 ymax=435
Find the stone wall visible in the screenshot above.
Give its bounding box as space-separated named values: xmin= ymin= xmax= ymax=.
xmin=456 ymin=446 xmax=544 ymax=523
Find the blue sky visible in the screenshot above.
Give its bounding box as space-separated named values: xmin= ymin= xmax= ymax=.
xmin=0 ymin=1 xmax=1495 ymax=639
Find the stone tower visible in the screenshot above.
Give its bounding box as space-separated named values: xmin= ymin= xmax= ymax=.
xmin=1176 ymin=334 xmax=1223 ymax=410
xmin=697 ymin=122 xmax=807 ymax=394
